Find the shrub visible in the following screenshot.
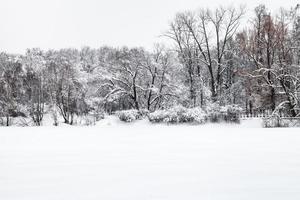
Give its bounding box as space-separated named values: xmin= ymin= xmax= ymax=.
xmin=182 ymin=107 xmax=207 ymax=123
xmin=205 ymin=103 xmax=242 ymax=123
xmin=263 ymin=115 xmax=289 ymax=128
xmin=148 ymin=110 xmax=167 ymax=123
xmin=77 ymin=115 xmax=97 ymax=126
xmin=93 ymin=112 xmax=105 ymax=121
xmin=51 ymin=107 xmax=59 ymax=126
xmin=220 ymin=105 xmax=243 ymax=123
xmin=205 ymin=103 xmax=221 ymax=122
xmin=138 ymin=109 xmax=150 ymax=118
xmin=116 ymin=109 xmax=142 ymax=122
xmin=148 ymin=105 xmax=185 ymax=124
xmin=163 ymin=106 xmax=185 ymax=123
xmin=148 ymin=106 xmax=206 ymax=124
xmin=205 ymin=103 xmax=222 ymax=122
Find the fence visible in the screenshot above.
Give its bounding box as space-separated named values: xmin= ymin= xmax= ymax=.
xmin=239 ymin=110 xmax=294 ymax=119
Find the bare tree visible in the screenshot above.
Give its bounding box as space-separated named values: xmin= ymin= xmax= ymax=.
xmin=165 ymin=14 xmax=199 ymax=106
xmin=0 ymin=53 xmax=24 ymax=126
xmin=23 ymin=48 xmax=46 ymax=126
xmin=167 ymin=6 xmax=245 ymax=102
xmin=144 ymin=44 xmax=179 ymax=111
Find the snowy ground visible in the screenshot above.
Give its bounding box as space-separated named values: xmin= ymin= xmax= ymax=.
xmin=1 ymin=117 xmax=300 ymax=200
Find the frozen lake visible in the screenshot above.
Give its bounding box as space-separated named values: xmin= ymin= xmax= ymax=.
xmin=1 ymin=120 xmax=300 ymax=200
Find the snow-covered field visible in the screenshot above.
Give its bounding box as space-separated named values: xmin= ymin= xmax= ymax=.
xmin=1 ymin=117 xmax=300 ymax=200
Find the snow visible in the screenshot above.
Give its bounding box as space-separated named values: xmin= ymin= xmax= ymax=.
xmin=1 ymin=118 xmax=300 ymax=200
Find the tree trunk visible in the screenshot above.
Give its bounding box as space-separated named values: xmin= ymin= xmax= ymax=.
xmin=6 ymin=115 xmax=9 ymax=126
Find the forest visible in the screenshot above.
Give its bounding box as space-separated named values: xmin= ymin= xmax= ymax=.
xmin=0 ymin=4 xmax=300 ymax=126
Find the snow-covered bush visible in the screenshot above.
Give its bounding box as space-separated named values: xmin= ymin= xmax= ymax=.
xmin=87 ymin=97 xmax=105 ymax=122
xmin=81 ymin=116 xmax=96 ymax=126
xmin=92 ymin=112 xmax=104 ymax=122
xmin=148 ymin=105 xmax=186 ymax=123
xmin=263 ymin=115 xmax=289 ymax=128
xmin=263 ymin=104 xmax=291 ymax=128
xmin=162 ymin=105 xmax=185 ymax=123
xmin=50 ymin=106 xmax=59 ymax=126
xmin=205 ymin=103 xmax=221 ymax=122
xmin=182 ymin=107 xmax=207 ymax=123
xmin=148 ymin=106 xmax=206 ymax=124
xmin=116 ymin=109 xmax=142 ymax=122
xmin=220 ymin=104 xmax=243 ymax=123
xmin=13 ymin=117 xmax=34 ymax=127
xmin=205 ymin=103 xmax=242 ymax=123
xmin=148 ymin=110 xmax=167 ymax=123
xmin=138 ymin=109 xmax=150 ymax=118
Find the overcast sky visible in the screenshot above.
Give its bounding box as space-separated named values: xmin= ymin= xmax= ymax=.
xmin=0 ymin=0 xmax=298 ymax=54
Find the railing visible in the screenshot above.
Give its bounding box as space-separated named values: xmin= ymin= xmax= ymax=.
xmin=240 ymin=113 xmax=265 ymax=119
xmin=239 ymin=110 xmax=294 ymax=119
xmin=239 ymin=112 xmax=272 ymax=119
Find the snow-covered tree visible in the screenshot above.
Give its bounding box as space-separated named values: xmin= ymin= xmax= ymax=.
xmin=23 ymin=48 xmax=47 ymax=125
xmin=0 ymin=53 xmax=24 ymax=126
xmin=45 ymin=49 xmax=88 ymax=124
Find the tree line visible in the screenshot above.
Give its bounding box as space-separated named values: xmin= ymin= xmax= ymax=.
xmin=0 ymin=4 xmax=300 ymax=126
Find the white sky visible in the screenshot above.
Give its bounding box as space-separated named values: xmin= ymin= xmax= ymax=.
xmin=0 ymin=0 xmax=298 ymax=54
